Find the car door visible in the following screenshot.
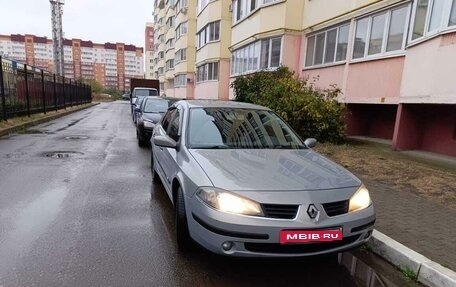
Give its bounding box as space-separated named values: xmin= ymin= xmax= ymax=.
xmin=160 ymin=107 xmax=182 ymax=191
xmin=153 ymin=108 xmax=177 ymax=191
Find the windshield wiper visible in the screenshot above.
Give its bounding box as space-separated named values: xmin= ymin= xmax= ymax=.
xmin=271 ymin=144 xmax=307 ymax=149
xmin=191 ymin=145 xmax=229 ymax=149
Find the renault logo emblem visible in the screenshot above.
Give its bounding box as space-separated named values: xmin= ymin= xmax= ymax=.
xmin=307 ymin=204 xmax=319 ymax=219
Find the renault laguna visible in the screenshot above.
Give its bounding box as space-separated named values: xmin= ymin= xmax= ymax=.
xmin=150 ymin=100 xmax=375 ymax=257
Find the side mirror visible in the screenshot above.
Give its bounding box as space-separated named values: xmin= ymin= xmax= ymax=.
xmin=134 ymin=107 xmax=141 ymax=113
xmin=304 ymin=138 xmax=317 ymax=148
xmin=154 ymin=135 xmax=177 ymax=149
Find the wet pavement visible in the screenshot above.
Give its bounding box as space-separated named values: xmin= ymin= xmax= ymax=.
xmin=0 ymin=101 xmax=415 ymax=286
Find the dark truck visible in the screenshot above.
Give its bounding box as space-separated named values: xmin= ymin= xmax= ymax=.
xmin=130 ymin=78 xmax=160 ymax=97
xmin=129 ymin=78 xmax=160 ymax=116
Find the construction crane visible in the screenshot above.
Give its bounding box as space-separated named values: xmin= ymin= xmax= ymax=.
xmin=50 ymin=0 xmax=65 ymax=75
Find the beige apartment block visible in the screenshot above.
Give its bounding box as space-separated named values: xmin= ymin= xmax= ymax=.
xmin=194 ymin=0 xmax=232 ymax=100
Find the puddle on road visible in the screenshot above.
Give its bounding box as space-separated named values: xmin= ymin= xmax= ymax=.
xmin=41 ymin=151 xmax=84 ymax=159
xmin=0 ymin=185 xmax=68 ymax=271
xmin=63 ymin=135 xmax=89 ymax=140
xmin=340 ymin=249 xmax=423 ymax=286
xmin=22 ymin=129 xmax=55 ymax=135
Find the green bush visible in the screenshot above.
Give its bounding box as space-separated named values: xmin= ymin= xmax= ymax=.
xmin=231 ymin=66 xmax=346 ymax=144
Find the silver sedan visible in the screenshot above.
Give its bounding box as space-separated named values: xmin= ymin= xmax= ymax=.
xmin=150 ymin=100 xmax=375 ymax=257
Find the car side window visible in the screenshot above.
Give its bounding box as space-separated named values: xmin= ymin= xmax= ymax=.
xmin=161 ymin=109 xmax=176 ymax=133
xmin=167 ymin=109 xmax=180 ymax=142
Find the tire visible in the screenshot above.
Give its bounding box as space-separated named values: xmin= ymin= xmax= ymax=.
xmin=137 ymin=130 xmax=145 ymax=147
xmin=151 ymin=152 xmax=160 ymax=184
xmin=175 ymin=187 xmax=193 ymax=253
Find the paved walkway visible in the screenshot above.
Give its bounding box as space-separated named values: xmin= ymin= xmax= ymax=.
xmin=364 ymin=177 xmax=456 ymax=271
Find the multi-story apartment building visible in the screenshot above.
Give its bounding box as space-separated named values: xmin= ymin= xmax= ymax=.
xmin=151 ymin=0 xmax=231 ymax=99
xmin=0 ymin=34 xmax=144 ymax=91
xmin=145 ymin=22 xmax=155 ymax=79
xmin=149 ymin=0 xmax=455 ymax=156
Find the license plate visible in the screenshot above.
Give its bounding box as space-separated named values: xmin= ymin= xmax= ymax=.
xmin=280 ymin=229 xmax=343 ymax=244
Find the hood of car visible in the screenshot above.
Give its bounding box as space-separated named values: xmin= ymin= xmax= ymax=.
xmin=189 ymin=149 xmax=361 ymax=191
xmin=142 ymin=112 xmax=163 ymax=123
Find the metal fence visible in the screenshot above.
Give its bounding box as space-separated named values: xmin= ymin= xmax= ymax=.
xmin=0 ymin=56 xmax=92 ymax=121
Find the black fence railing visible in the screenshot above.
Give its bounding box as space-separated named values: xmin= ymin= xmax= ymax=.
xmin=0 ymin=56 xmax=92 ymax=121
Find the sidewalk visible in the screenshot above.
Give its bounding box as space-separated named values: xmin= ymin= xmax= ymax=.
xmin=365 ymin=177 xmax=456 ymax=271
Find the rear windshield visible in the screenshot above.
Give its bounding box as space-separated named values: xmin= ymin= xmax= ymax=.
xmin=143 ymin=99 xmax=169 ymax=113
xmin=188 ymin=108 xmax=305 ymax=149
xmin=135 ymin=89 xmax=158 ymax=97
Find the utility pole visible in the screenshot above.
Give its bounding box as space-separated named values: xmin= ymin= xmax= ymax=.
xmin=50 ymin=0 xmax=65 ymax=76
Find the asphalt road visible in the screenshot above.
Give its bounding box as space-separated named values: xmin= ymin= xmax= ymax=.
xmin=0 ymin=101 xmax=356 ymax=286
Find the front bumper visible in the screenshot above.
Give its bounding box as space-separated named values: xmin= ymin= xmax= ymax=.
xmin=187 ymin=196 xmax=375 ymax=257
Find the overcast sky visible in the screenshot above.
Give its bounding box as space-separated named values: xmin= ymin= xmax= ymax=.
xmin=0 ymin=0 xmax=153 ymax=47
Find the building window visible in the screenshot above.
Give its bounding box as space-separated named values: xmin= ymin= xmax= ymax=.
xmin=158 ymin=67 xmax=164 ymax=75
xmin=198 ymin=0 xmax=209 ymax=12
xmin=166 ymin=59 xmax=174 ymax=71
xmin=166 ymin=38 xmax=175 ymax=50
xmin=231 ymin=37 xmax=281 ymax=76
xmin=305 ymin=24 xmax=349 ymax=67
xmin=450 ymin=0 xmax=456 ymax=26
xmin=411 ymin=0 xmax=456 ymax=41
xmin=176 ymin=0 xmax=188 ymax=13
xmin=353 ymin=5 xmax=409 ymax=59
xmin=175 ymin=74 xmax=187 ymax=87
xmin=176 ymin=22 xmax=188 ymax=39
xmin=166 ymin=16 xmax=175 ymax=28
xmin=175 ymin=48 xmax=187 ymax=63
xmin=196 ymin=62 xmax=219 ymax=82
xmin=232 ymin=0 xmax=279 ymax=23
xmin=159 ymin=51 xmax=164 ymax=59
xmin=197 ymin=21 xmax=220 ymax=48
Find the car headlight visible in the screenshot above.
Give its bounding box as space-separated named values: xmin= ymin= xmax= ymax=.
xmin=349 ymin=185 xmax=372 ymax=212
xmin=196 ymin=188 xmax=263 ymax=216
xmin=143 ymin=120 xmax=155 ymax=128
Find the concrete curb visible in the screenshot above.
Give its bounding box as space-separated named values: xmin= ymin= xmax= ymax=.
xmin=0 ymin=103 xmax=99 ymax=138
xmin=369 ymin=230 xmax=456 ymax=287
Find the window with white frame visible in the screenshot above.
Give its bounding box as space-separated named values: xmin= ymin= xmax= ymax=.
xmin=353 ymin=5 xmax=409 ymax=59
xmin=197 ymin=21 xmax=220 ymax=48
xmin=175 ymin=74 xmax=187 ymax=87
xmin=176 ymin=22 xmax=188 ymax=39
xmin=196 ymin=62 xmax=219 ymax=82
xmin=158 ymin=34 xmax=165 ymax=43
xmin=176 ymin=0 xmax=188 ymax=12
xmin=175 ymin=48 xmax=187 ymax=63
xmin=411 ymin=0 xmax=456 ymax=41
xmin=450 ymin=0 xmax=456 ymax=26
xmin=198 ymin=0 xmax=210 ymax=12
xmin=158 ymin=67 xmax=164 ymax=75
xmin=166 ymin=16 xmax=175 ymax=28
xmin=232 ymin=0 xmax=279 ymax=23
xmin=166 ymin=59 xmax=174 ymax=71
xmin=166 ymin=38 xmax=175 ymax=50
xmin=305 ymin=23 xmax=349 ymax=67
xmin=231 ymin=37 xmax=281 ymax=76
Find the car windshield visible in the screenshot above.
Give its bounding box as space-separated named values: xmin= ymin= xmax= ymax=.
xmin=143 ymin=99 xmax=169 ymax=113
xmin=135 ymin=89 xmax=158 ymax=97
xmin=188 ymin=108 xmax=305 ymax=149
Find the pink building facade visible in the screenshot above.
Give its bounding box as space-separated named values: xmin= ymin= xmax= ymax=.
xmin=300 ymin=0 xmax=456 ymax=157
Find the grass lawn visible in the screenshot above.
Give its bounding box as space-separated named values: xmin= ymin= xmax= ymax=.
xmin=0 ymin=103 xmax=93 ymax=131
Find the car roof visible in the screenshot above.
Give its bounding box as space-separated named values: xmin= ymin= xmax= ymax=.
xmin=175 ymin=100 xmax=270 ymax=110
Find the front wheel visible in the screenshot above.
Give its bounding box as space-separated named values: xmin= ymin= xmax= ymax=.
xmin=175 ymin=187 xmax=193 ymax=253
